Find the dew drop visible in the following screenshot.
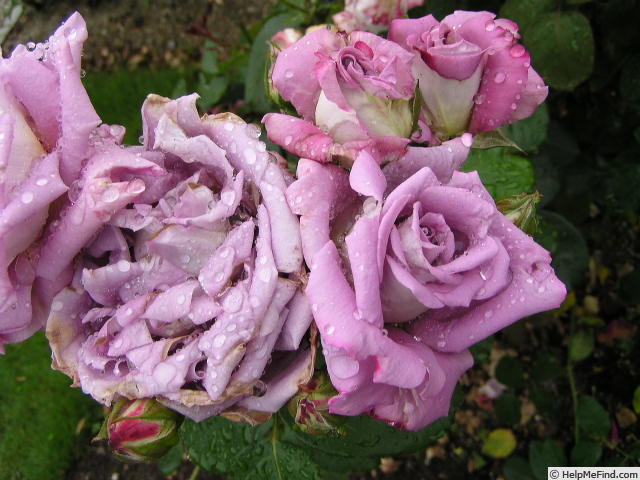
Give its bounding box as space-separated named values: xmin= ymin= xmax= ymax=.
xmin=284 ymin=70 xmax=294 ymax=79
xmin=21 ymin=192 xmax=34 ymax=204
xmin=494 ymin=72 xmax=506 ymax=84
xmin=325 ymin=325 xmax=335 ymax=335
xmin=213 ymin=334 xmax=226 ymax=348
xmin=461 ymin=133 xmax=473 ymax=147
xmin=221 ymin=190 xmax=236 ymax=206
xmin=284 ymin=135 xmax=293 ymax=146
xmin=485 ymin=21 xmax=495 ymax=31
xmin=510 ymin=44 xmax=525 ymax=58
xmin=115 ymin=260 xmax=130 ymax=273
xmin=224 ymin=122 xmax=234 ymax=132
xmin=36 ymin=178 xmax=49 ymax=187
xmin=243 ymin=148 xmax=257 ymax=165
xmin=177 ymin=294 xmax=186 ymax=305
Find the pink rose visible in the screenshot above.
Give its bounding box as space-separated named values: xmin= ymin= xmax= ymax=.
xmin=286 ymin=152 xmax=566 ymax=429
xmin=389 ymin=11 xmax=548 ymax=138
xmin=0 ymin=13 xmax=100 ymax=352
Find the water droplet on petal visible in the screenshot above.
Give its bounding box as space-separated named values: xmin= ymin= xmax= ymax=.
xmin=116 ymin=260 xmax=131 ymax=272
xmin=325 ymin=324 xmax=335 ymax=335
xmin=461 ymin=133 xmax=473 ymax=147
xmin=36 ymin=178 xmax=49 ymax=187
xmin=284 ymin=70 xmax=294 ymax=79
xmin=21 ymin=192 xmax=34 ymax=204
xmin=177 ymin=294 xmax=186 ymax=305
xmin=221 ymin=190 xmax=236 ymax=206
xmin=243 ymin=148 xmax=256 ymax=165
xmin=284 ymin=135 xmax=293 ymax=146
xmin=494 ymin=72 xmax=506 ymax=84
xmin=51 ymin=300 xmax=64 ymax=312
xmin=510 ymin=44 xmax=525 ymax=58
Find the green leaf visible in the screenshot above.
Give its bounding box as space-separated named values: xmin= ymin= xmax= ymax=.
xmin=471 ymin=129 xmax=524 ymax=151
xmin=157 ymin=444 xmax=184 ymax=476
xmin=462 ymin=148 xmax=535 ymax=201
xmin=483 ymin=429 xmax=517 ymax=458
xmin=535 ymin=211 xmax=589 ymax=288
xmin=281 ymin=411 xmax=449 ymax=463
xmin=499 ymin=0 xmax=555 ymax=32
xmin=524 ymin=12 xmax=595 ymax=91
xmin=197 ymin=74 xmax=229 ymax=110
xmin=502 ymin=103 xmax=549 ymax=154
xmin=528 ymin=440 xmax=567 ymax=480
xmin=495 ymin=392 xmax=522 ymax=425
xmin=531 ymin=353 xmax=564 ymax=382
xmin=495 ymin=356 xmax=525 ymax=389
xmin=576 ymin=395 xmax=610 ymax=438
xmin=503 ymin=456 xmax=536 ymax=480
xmin=410 ymin=82 xmax=423 ymax=135
xmin=570 ymin=441 xmax=602 ymax=467
xmin=181 ymin=416 xmax=321 ymax=480
xmin=633 ymin=386 xmax=640 ymax=414
xmin=569 ymin=330 xmax=594 ymax=362
xmin=244 ymin=12 xmax=305 ymax=113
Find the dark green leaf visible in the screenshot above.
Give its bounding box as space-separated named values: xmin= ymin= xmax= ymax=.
xmin=500 ymin=0 xmax=555 ymax=32
xmin=633 ymin=386 xmax=640 ymax=414
xmin=530 ymin=383 xmax=559 ymax=415
xmin=197 ymin=74 xmax=229 ymax=110
xmin=569 ymin=330 xmax=594 ymax=362
xmin=462 ymin=148 xmax=535 ymax=201
xmin=181 ymin=416 xmax=321 ymax=480
xmin=535 ymin=211 xmax=589 ymax=288
xmin=524 ymin=12 xmax=595 ymax=91
xmin=528 ymin=440 xmax=567 ymax=480
xmin=157 ymin=444 xmax=184 ymax=476
xmin=576 ymin=395 xmax=610 ymax=438
xmin=495 ymin=392 xmax=522 ymax=425
xmin=245 ymin=12 xmax=305 ymax=113
xmin=570 ymin=441 xmax=602 ymax=467
xmin=495 ymin=356 xmax=525 ymax=390
xmin=503 ymin=456 xmax=536 ymax=480
xmin=502 ymin=103 xmax=549 ymax=154
xmin=532 ymin=353 xmax=564 ymax=382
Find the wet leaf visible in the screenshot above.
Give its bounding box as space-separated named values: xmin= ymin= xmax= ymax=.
xmin=503 ymin=456 xmax=536 ymax=480
xmin=496 ymin=392 xmax=522 ymax=425
xmin=524 ymin=12 xmax=595 ymax=91
xmin=462 ymin=148 xmax=535 ymax=201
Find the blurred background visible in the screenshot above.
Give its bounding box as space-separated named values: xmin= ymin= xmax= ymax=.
xmin=1 ymin=0 xmax=639 ymax=479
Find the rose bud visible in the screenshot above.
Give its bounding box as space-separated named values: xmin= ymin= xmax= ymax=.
xmin=286 ymin=152 xmax=566 ymax=430
xmin=97 ymin=397 xmax=181 ymax=462
xmin=288 ymin=372 xmax=346 ymax=436
xmin=333 ymin=0 xmax=425 ymax=34
xmin=496 ymin=192 xmax=541 ymax=234
xmin=389 ymin=11 xmax=548 ymax=140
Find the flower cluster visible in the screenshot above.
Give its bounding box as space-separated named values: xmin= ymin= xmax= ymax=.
xmin=265 ymin=9 xmax=565 ymax=430
xmin=1 ymin=6 xmax=566 ymax=436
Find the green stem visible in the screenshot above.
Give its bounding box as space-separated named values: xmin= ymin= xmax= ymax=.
xmin=187 ymin=465 xmax=200 ymax=480
xmin=271 ymin=415 xmax=283 ymax=480
xmin=567 ymin=314 xmax=580 ymax=444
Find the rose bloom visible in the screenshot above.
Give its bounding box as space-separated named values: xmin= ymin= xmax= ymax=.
xmin=47 ymin=93 xmax=316 ymax=422
xmin=286 ymin=152 xmax=566 ymax=430
xmin=389 ymin=11 xmax=548 ymax=139
xmin=334 ymin=0 xmax=425 ymax=34
xmin=264 ymin=27 xmax=436 ymax=166
xmin=0 ymin=13 xmax=101 ymax=352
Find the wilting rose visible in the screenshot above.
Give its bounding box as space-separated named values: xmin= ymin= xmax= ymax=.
xmin=389 ymin=11 xmax=548 ymax=139
xmin=286 ymin=152 xmax=566 ymax=429
xmin=334 ymin=0 xmax=425 ymax=34
xmin=264 ymin=27 xmax=421 ymax=165
xmin=46 ymin=93 xmax=317 ymax=422
xmin=0 ymin=13 xmax=101 ymax=352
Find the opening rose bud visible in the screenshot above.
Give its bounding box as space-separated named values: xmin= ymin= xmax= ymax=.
xmin=97 ymin=398 xmax=181 ymax=462
xmin=389 ymin=11 xmax=549 ymax=139
xmin=333 ymin=0 xmax=425 ymax=34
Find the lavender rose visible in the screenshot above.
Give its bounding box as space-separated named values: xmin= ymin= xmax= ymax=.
xmin=389 ymin=11 xmax=548 ymax=138
xmin=264 ymin=27 xmax=424 ymax=166
xmin=333 ymin=0 xmax=425 ymax=34
xmin=0 ymin=13 xmax=101 ymax=352
xmin=286 ymin=152 xmax=566 ymax=430
xmin=45 ymin=93 xmax=316 ymax=422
